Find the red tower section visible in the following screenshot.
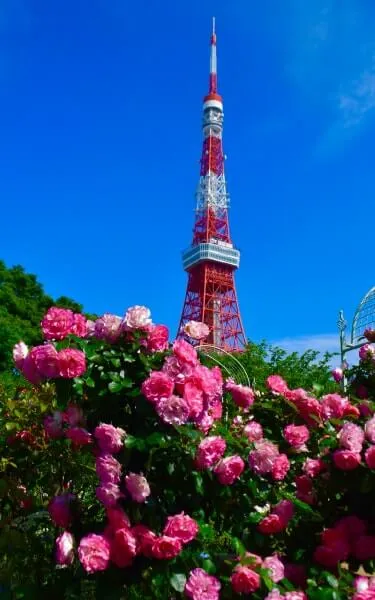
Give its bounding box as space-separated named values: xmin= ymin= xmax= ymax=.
xmin=177 ymin=20 xmax=247 ymax=351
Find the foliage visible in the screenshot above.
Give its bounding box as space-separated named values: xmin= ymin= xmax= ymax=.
xmin=1 ymin=309 xmax=375 ymax=600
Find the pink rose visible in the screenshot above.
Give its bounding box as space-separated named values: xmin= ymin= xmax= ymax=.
xmin=71 ymin=313 xmax=87 ymax=337
xmin=364 ymin=328 xmax=375 ymax=342
xmin=321 ymin=394 xmax=349 ymax=420
xmin=172 ymin=339 xmax=198 ymax=367
xmin=122 ymin=305 xmax=152 ymax=330
xmin=66 ymin=427 xmax=92 ymax=446
xmin=151 ymin=535 xmax=182 ymax=559
xmin=265 ymin=592 xmax=284 ymax=600
xmin=78 ymin=534 xmax=110 ymax=574
xmin=94 ymin=313 xmax=122 ymax=343
xmin=44 ymin=411 xmax=64 ymax=439
xmin=29 ymin=344 xmax=60 ymax=379
xmin=110 ymin=527 xmax=137 ymax=567
xmin=146 ymin=324 xmax=169 ymax=352
xmin=338 ymin=422 xmax=364 ymax=452
xmin=185 ymin=568 xmax=221 ymax=600
xmin=248 ymin=440 xmax=279 ymax=475
xmin=94 ymin=423 xmax=125 ymax=454
xmin=258 ymin=514 xmax=287 ymax=535
xmin=132 ymin=525 xmax=157 ymax=557
xmin=263 ymin=555 xmax=285 ymax=582
xmin=41 ymin=307 xmax=74 ymax=340
xmin=274 ymin=499 xmax=294 ymax=523
xmin=141 ymin=371 xmax=174 ymax=404
xmin=163 ymin=512 xmax=199 ymax=543
xmin=214 ymin=455 xmax=245 ymax=485
xmin=187 ymin=364 xmax=223 ymax=398
xmin=96 ymin=454 xmax=122 ymax=483
xmin=58 ymin=348 xmax=86 ymax=378
xmin=86 ymin=320 xmax=96 ymax=336
xmin=48 ymin=493 xmax=75 ymax=528
xmin=231 ymin=566 xmax=260 ymax=594
xmin=96 ymin=483 xmax=122 ymax=508
xmin=183 ymin=382 xmax=204 ymax=419
xmin=285 ymin=594 xmax=307 ymax=600
xmin=283 ymin=425 xmax=310 ymax=449
xmin=359 ymin=344 xmax=375 ymax=361
xmin=303 ymin=458 xmax=325 ymax=478
xmin=226 ymin=380 xmax=255 ymax=409
xmin=294 ymin=395 xmax=322 ymax=425
xmin=125 ymin=473 xmax=151 ymax=503
xmin=354 ymin=576 xmax=375 ymax=596
xmin=333 ymin=449 xmax=361 ymax=470
xmin=195 ymin=436 xmax=226 ymax=469
xmin=195 ymin=411 xmax=214 ymax=435
xmin=183 ymin=320 xmax=210 ymax=341
xmin=331 ymin=367 xmax=343 ymax=383
xmin=21 ymin=354 xmax=42 ymax=385
xmin=156 ymin=395 xmax=190 ymax=425
xmin=243 ymin=421 xmax=263 ymax=442
xmin=365 ymin=445 xmax=375 ymax=469
xmin=209 ymin=398 xmax=222 ymax=420
xmin=13 ymin=341 xmax=28 ymax=369
xmin=271 ymin=453 xmax=290 ymax=481
xmin=353 ymin=592 xmax=375 ymax=600
xmin=55 ymin=531 xmax=74 ymax=566
xmin=365 ymin=417 xmax=375 ymax=443
xmin=266 ymin=375 xmax=289 ymax=395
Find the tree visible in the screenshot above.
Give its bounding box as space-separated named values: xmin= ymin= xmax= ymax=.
xmin=0 ymin=261 xmax=84 ymax=371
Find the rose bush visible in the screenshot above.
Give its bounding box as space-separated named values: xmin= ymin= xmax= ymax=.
xmin=1 ymin=306 xmax=375 ymax=598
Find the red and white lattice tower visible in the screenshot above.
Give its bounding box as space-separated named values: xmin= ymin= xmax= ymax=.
xmin=177 ymin=19 xmax=247 ymax=351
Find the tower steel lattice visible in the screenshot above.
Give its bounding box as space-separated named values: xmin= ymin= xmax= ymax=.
xmin=177 ymin=19 xmax=247 ymax=351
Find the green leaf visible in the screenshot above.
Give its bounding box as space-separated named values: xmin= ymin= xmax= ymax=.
xmin=111 ymin=358 xmax=121 ymax=368
xmin=232 ymin=537 xmax=246 ymax=556
xmin=192 ymin=472 xmax=204 ymax=495
xmin=202 ymin=559 xmax=216 ymax=574
xmin=146 ymin=433 xmax=166 ymax=447
xmin=85 ymin=377 xmax=95 ymax=388
xmin=324 ymin=573 xmax=339 ymax=589
xmin=108 ymin=381 xmax=123 ymax=393
xmin=5 ymin=422 xmax=18 ymax=431
xmin=170 ymin=573 xmax=186 ymax=593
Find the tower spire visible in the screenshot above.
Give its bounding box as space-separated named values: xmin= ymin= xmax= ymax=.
xmin=209 ymin=17 xmax=217 ymax=94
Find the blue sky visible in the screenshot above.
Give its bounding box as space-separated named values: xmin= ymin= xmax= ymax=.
xmin=1 ymin=0 xmax=375 ymax=357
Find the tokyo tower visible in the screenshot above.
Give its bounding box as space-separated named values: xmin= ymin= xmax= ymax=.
xmin=177 ymin=19 xmax=247 ymax=351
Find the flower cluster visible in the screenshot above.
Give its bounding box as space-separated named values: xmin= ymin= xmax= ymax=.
xmin=10 ymin=306 xmax=375 ymax=599
xmin=13 ymin=342 xmax=86 ymax=384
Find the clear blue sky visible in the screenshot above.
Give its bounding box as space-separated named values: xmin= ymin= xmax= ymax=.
xmin=1 ymin=0 xmax=375 ymax=354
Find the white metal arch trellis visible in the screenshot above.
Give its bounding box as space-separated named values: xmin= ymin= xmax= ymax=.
xmin=197 ymin=344 xmax=251 ymax=387
xmin=338 ymin=286 xmax=375 ymax=388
